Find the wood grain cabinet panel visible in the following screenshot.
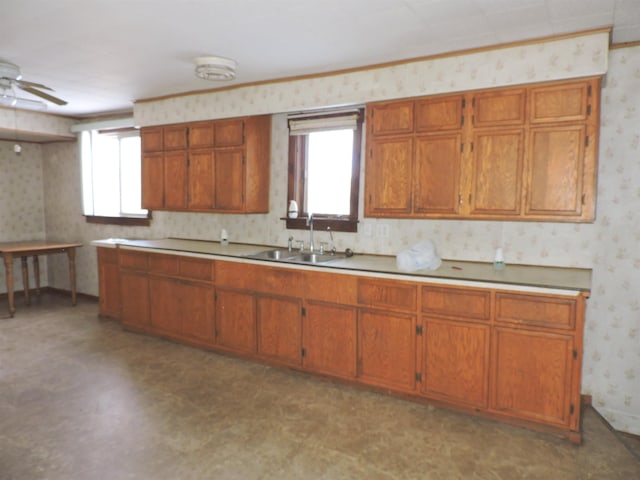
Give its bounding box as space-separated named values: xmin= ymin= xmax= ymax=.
xmin=256 ymin=296 xmax=302 ymax=366
xmin=188 ymin=149 xmax=215 ymax=209
xmin=163 ymin=150 xmax=188 ymax=209
xmin=526 ymin=126 xmax=586 ymax=217
xmin=215 ymin=119 xmax=245 ymax=147
xmin=98 ymin=248 xmax=121 ymax=319
xmin=422 ymin=286 xmax=490 ymax=321
xmin=358 ymin=279 xmax=417 ymax=312
xmin=414 ymin=133 xmax=462 ymax=214
xmin=215 ymin=288 xmax=256 ymax=354
xmin=149 ymin=276 xmax=182 ymax=335
xmin=415 ymin=95 xmax=463 ymax=132
xmin=529 ymin=81 xmax=591 ymax=124
xmin=469 ymin=129 xmax=524 ymax=216
xmin=302 ymin=301 xmax=357 ymax=379
xmin=141 ymin=152 xmax=164 ymax=210
xmin=120 ymin=250 xmax=150 ymax=330
xmin=496 ymin=293 xmax=576 ymax=330
xmin=181 ymin=281 xmax=215 ymax=342
xmin=423 ymin=319 xmax=489 ymax=408
xmin=188 ymin=121 xmax=215 ymax=148
xmin=365 ymin=136 xmax=413 ymax=215
xmin=141 ymin=127 xmax=163 ymax=153
xmin=214 ymin=149 xmax=245 ymax=211
xmin=472 ymin=88 xmax=526 ymax=128
xmin=358 ymin=309 xmax=416 ymax=392
xmin=163 ymin=125 xmax=188 ymax=150
xmin=369 ymin=101 xmax=414 ymax=136
xmin=491 ymin=327 xmax=575 ymax=427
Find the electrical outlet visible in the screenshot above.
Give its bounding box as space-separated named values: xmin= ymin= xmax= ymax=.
xmin=376 ymin=224 xmax=390 ymax=238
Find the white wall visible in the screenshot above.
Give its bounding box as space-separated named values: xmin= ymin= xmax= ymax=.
xmin=36 ymin=40 xmax=640 ymax=434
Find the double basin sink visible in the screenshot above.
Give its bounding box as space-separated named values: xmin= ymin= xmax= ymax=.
xmin=246 ymin=248 xmax=345 ymax=264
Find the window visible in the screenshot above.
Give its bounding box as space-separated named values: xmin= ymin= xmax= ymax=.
xmin=80 ymin=128 xmax=150 ymax=225
xmin=287 ymin=109 xmax=363 ymax=232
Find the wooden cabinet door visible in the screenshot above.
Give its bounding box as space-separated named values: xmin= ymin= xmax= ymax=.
xmin=189 ymin=121 xmax=214 ymax=148
xmin=149 ymin=277 xmax=181 ymax=335
xmin=188 ymin=149 xmax=215 ymax=209
xmin=414 ymin=134 xmax=462 ymax=214
xmin=181 ymin=281 xmax=215 ymax=343
xmin=471 ymin=88 xmax=526 ymax=128
xmin=215 ymin=119 xmax=245 ymax=147
xmin=256 ymin=296 xmax=302 ymax=366
xmin=525 ymin=125 xmax=586 ymax=217
xmin=491 ymin=327 xmax=576 ymax=427
xmin=164 ymin=150 xmax=188 ymax=209
xmin=141 ymin=152 xmax=164 ymax=209
xmin=98 ymin=248 xmax=120 ymax=319
xmin=215 ymin=288 xmax=256 ymax=354
xmin=302 ymin=301 xmax=357 ymax=379
xmin=358 ymin=309 xmax=416 ymax=392
xmin=141 ymin=127 xmax=163 ymax=153
xmin=369 ymin=101 xmax=414 ymax=137
xmin=214 ymin=149 xmax=245 ymax=210
xmin=415 ymin=95 xmax=463 ymax=133
xmin=120 ymin=271 xmax=149 ymax=329
xmin=422 ymin=319 xmax=489 ymax=408
xmin=469 ymin=129 xmax=524 ymax=216
xmin=163 ymin=125 xmax=188 ymax=150
xmin=529 ymin=81 xmax=591 ymax=124
xmin=365 ymin=137 xmax=413 ymax=215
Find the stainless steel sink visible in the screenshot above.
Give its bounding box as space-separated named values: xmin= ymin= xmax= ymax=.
xmin=290 ymin=252 xmax=344 ymax=264
xmin=247 ymin=249 xmax=297 ymax=261
xmin=246 ymin=249 xmax=345 ymax=264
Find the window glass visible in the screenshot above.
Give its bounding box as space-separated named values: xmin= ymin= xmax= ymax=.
xmin=81 ymin=130 xmax=147 ymax=218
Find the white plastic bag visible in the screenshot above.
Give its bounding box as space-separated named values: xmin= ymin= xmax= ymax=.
xmin=396 ymin=240 xmax=442 ymax=272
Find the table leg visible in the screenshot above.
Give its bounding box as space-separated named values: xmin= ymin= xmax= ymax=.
xmin=33 ymin=256 xmax=41 ymax=296
xmin=4 ymin=254 xmax=15 ymax=317
xmin=21 ymin=257 xmax=30 ymax=305
xmin=67 ymin=248 xmax=77 ymax=306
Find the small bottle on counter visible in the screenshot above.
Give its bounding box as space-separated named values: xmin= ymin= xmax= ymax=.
xmin=493 ymin=247 xmax=505 ymax=271
xmin=288 ymin=200 xmax=299 ymax=218
xmin=220 ymin=228 xmax=229 ymax=246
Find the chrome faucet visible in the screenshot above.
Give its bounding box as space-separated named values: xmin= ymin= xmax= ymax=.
xmin=306 ymin=212 xmax=315 ymax=252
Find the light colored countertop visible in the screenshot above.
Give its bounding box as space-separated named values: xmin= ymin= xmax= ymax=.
xmin=92 ymin=237 xmax=591 ymax=295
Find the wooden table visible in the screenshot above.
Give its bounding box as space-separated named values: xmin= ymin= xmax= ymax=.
xmin=0 ymin=241 xmax=83 ymax=318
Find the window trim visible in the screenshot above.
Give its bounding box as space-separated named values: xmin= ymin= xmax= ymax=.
xmin=84 ymin=214 xmax=151 ymax=227
xmin=286 ymin=109 xmax=363 ymax=233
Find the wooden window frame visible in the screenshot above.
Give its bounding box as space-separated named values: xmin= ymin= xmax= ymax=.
xmin=286 ymin=110 xmax=363 ymax=233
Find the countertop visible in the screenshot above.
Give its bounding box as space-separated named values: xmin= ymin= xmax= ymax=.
xmin=92 ymin=237 xmax=591 ymax=295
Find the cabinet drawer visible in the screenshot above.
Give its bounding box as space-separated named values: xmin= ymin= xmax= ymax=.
xmin=422 ymin=286 xmax=490 ymax=321
xmin=496 ymin=293 xmax=576 ymax=330
xmin=119 ymin=250 xmax=148 ymax=271
xmin=358 ymin=279 xmax=417 ymax=312
xmin=306 ymin=271 xmax=357 ymax=305
xmin=149 ymin=254 xmax=214 ymax=282
xmin=179 ymin=257 xmax=214 ymax=282
xmin=216 ymin=261 xmax=305 ymax=297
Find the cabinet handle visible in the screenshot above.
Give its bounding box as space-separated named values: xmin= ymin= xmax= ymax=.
xmin=458 ymin=194 xmax=462 ymax=206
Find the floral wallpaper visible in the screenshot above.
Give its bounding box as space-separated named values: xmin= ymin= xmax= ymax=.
xmin=0 ymin=107 xmax=75 ymax=140
xmin=2 ymin=30 xmax=634 ymax=434
xmin=0 ymin=141 xmax=48 ymax=293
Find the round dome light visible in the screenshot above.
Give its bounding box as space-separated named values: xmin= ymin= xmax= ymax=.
xmin=194 ymin=56 xmax=237 ymax=81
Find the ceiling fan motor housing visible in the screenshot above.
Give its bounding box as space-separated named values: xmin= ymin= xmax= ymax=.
xmin=0 ymin=62 xmax=21 ymax=81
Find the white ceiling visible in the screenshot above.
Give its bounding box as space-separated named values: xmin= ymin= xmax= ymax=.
xmin=1 ymin=0 xmax=639 ymax=118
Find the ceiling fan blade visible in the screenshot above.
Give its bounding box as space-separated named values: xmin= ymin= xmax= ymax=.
xmin=16 ymin=79 xmax=54 ymax=91
xmin=19 ymin=85 xmax=67 ymax=106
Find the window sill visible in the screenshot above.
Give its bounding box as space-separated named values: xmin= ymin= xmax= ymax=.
xmin=84 ymin=215 xmax=152 ymax=227
xmin=284 ymin=216 xmax=358 ymax=233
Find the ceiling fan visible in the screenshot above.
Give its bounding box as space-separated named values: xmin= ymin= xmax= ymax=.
xmin=0 ymin=61 xmax=67 ymax=109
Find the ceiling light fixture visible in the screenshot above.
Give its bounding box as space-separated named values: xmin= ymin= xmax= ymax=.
xmin=194 ymin=55 xmax=237 ymax=81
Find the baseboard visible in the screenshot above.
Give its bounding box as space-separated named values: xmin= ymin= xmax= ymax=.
xmin=593 ymin=405 xmax=640 ymax=436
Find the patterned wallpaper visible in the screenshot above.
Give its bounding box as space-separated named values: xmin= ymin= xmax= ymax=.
xmin=0 ymin=107 xmax=75 ymax=140
xmin=0 ymin=141 xmax=48 ymax=293
xmin=5 ymin=31 xmax=635 ymax=434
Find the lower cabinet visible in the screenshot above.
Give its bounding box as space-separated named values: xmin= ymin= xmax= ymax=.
xmin=422 ymin=318 xmax=490 ymax=408
xmin=491 ymin=327 xmax=576 ymax=427
xmin=106 ymin=251 xmax=586 ymax=442
xmin=97 ymin=247 xmax=121 ymax=319
xmin=358 ymin=309 xmax=417 ymax=392
xmin=120 ymin=270 xmax=150 ymax=329
xmin=215 ymin=288 xmax=257 ymax=354
xmin=257 ymin=295 xmax=302 ymax=366
xmin=302 ymin=301 xmax=357 ymax=379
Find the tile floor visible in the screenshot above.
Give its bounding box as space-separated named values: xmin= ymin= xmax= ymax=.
xmin=1 ymin=293 xmax=639 ymax=479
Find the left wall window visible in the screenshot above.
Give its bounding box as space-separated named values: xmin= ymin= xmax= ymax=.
xmin=81 ymin=129 xmax=150 ymax=225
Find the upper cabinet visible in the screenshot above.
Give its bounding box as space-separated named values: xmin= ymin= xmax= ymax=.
xmin=141 ymin=115 xmax=271 ymax=213
xmin=365 ymin=77 xmax=600 ymax=222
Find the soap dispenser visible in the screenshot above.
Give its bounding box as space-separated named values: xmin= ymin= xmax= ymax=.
xmin=493 ymin=248 xmax=505 ymax=271
xmin=220 ymin=228 xmax=229 ymax=246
